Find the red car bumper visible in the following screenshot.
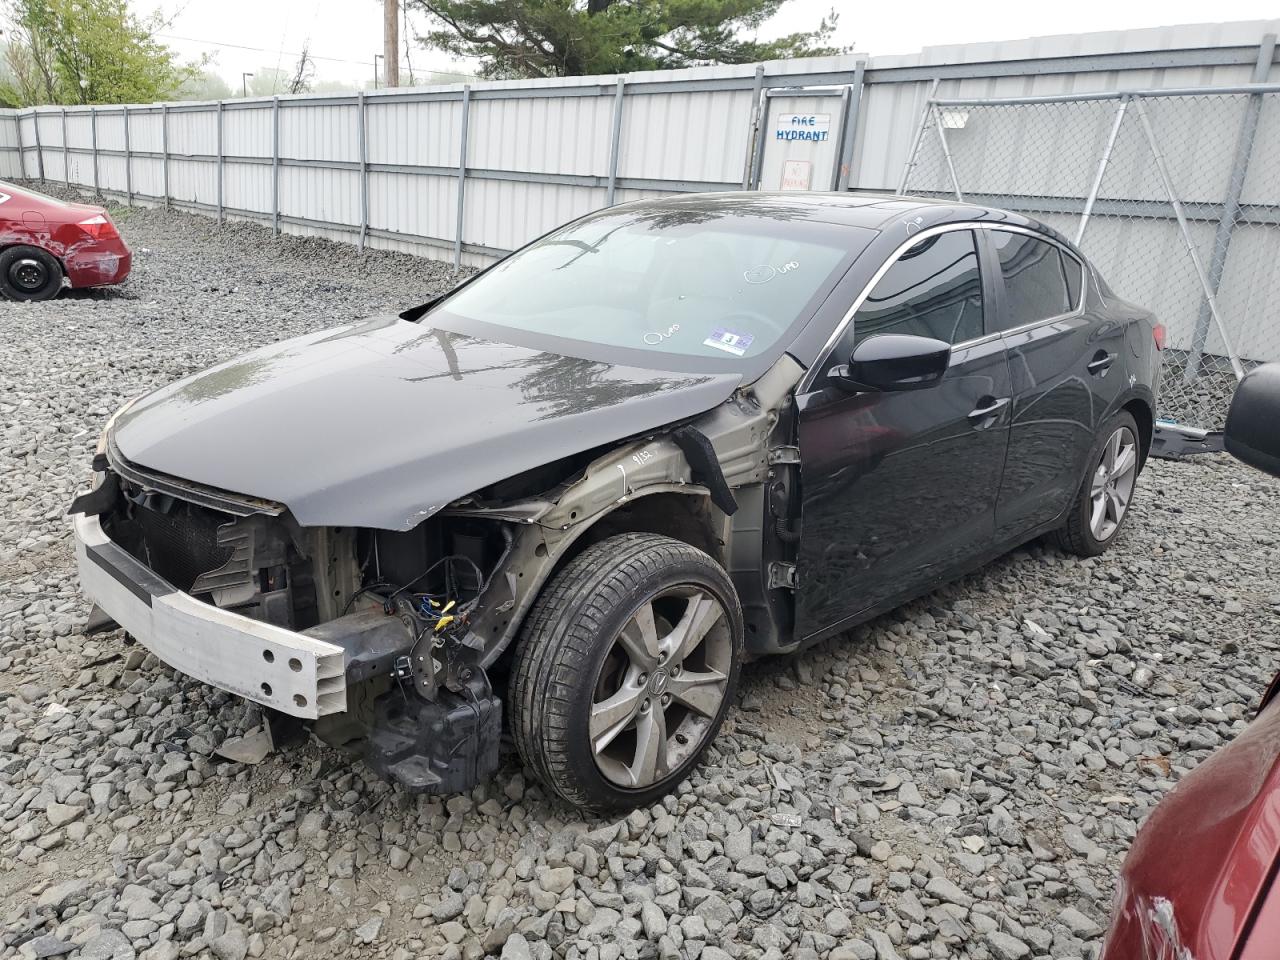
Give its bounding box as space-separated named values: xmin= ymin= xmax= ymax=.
xmin=64 ymin=239 xmax=132 ymax=289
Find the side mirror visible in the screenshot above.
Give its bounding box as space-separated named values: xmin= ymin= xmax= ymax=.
xmin=1225 ymin=363 xmax=1280 ymax=478
xmin=831 ymin=334 xmax=951 ymax=393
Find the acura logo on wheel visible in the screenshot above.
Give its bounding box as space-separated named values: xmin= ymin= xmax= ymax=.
xmin=649 ymin=670 xmax=669 ymax=696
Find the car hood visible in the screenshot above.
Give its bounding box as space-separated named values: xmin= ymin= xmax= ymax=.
xmin=112 ymin=315 xmax=742 ymax=530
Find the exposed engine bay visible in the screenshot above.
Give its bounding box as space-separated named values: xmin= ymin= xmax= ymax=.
xmin=70 ymin=355 xmax=804 ymax=794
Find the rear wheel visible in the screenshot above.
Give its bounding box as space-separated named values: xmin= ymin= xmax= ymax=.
xmin=510 ymin=533 xmax=742 ymax=811
xmin=0 ymin=245 xmax=63 ymax=301
xmin=1054 ymin=411 xmax=1140 ymax=556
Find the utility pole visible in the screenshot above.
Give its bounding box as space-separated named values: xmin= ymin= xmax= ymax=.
xmin=383 ymin=0 xmax=400 ymax=88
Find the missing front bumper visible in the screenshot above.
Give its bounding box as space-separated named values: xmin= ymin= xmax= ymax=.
xmin=72 ymin=510 xmax=347 ymax=719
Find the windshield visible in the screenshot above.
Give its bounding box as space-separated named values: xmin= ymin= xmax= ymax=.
xmin=428 ymin=202 xmax=863 ymax=367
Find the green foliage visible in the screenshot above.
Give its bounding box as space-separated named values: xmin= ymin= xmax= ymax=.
xmin=176 ymin=69 xmax=233 ymax=102
xmin=409 ymin=0 xmax=843 ymax=78
xmin=2 ymin=0 xmax=197 ymax=106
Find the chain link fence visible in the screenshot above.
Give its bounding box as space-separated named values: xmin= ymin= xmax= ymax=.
xmin=899 ymin=85 xmax=1280 ymax=435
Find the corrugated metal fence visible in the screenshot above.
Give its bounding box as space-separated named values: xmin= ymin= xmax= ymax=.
xmin=0 ymin=61 xmax=817 ymax=267
xmin=3 ymin=22 xmax=1278 ymax=269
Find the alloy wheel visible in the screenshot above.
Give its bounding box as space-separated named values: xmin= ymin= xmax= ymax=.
xmin=1089 ymin=425 xmax=1138 ymax=541
xmin=589 ymin=586 xmax=732 ymax=789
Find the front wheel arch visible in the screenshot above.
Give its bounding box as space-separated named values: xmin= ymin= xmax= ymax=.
xmin=477 ymin=487 xmax=725 ymax=671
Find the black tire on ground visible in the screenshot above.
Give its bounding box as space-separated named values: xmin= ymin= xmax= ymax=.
xmin=0 ymin=245 xmax=63 ymax=302
xmin=510 ymin=532 xmax=743 ymax=811
xmin=1053 ymin=409 xmax=1141 ymax=557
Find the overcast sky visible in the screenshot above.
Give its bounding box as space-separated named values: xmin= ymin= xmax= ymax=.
xmin=138 ymin=0 xmax=1280 ymax=91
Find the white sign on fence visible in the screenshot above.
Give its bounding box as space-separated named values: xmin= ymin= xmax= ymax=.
xmin=780 ymin=160 xmax=813 ymax=191
xmin=775 ymin=113 xmax=832 ymax=142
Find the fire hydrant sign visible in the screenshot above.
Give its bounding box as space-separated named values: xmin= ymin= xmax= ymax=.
xmin=775 ymin=113 xmax=832 ymax=142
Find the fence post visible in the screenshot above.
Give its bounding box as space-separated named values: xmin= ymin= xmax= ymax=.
xmin=33 ymin=110 xmax=44 ymax=181
xmin=606 ymin=77 xmax=625 ymax=207
xmin=61 ymin=107 xmax=69 ymax=187
xmin=835 ymin=59 xmax=867 ymax=191
xmin=161 ymin=103 xmax=169 ymax=208
xmin=1185 ymin=32 xmax=1276 ymax=382
xmin=216 ymin=101 xmax=224 ymax=223
xmin=742 ymin=65 xmax=765 ymax=189
xmin=14 ymin=111 xmax=24 ymax=179
xmin=123 ymin=106 xmax=132 ymax=203
xmin=896 ymin=78 xmax=940 ymax=195
xmin=357 ymin=91 xmax=369 ymax=252
xmin=931 ymin=103 xmax=963 ymax=200
xmin=453 ymin=85 xmax=471 ymax=271
xmin=271 ymin=97 xmax=280 ymax=235
xmin=1076 ymin=97 xmax=1129 ymax=244
xmin=91 ymin=108 xmax=99 ymax=195
xmin=1132 ymin=97 xmax=1245 ymax=380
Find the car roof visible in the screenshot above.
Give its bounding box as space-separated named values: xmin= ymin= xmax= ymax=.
xmin=612 ymin=191 xmax=1072 ymax=249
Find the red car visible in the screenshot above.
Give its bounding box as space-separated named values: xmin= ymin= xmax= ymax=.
xmin=0 ymin=180 xmax=131 ymax=301
xmin=1103 ymin=363 xmax=1280 ymax=960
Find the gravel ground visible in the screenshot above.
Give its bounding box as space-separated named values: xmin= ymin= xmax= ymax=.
xmin=4 ymin=184 xmax=1280 ymax=960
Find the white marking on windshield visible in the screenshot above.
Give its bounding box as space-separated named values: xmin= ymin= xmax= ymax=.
xmin=744 ymin=261 xmax=799 ymax=284
xmin=643 ymin=324 xmax=680 ymax=346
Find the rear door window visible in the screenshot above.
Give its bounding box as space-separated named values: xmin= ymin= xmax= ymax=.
xmin=990 ymin=231 xmax=1072 ymax=329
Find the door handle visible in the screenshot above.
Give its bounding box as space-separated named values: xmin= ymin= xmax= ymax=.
xmin=1087 ymin=351 xmax=1115 ymax=375
xmin=967 ymin=397 xmax=1010 ymax=423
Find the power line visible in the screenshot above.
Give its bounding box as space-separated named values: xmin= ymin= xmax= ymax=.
xmin=155 ymin=32 xmax=477 ymax=80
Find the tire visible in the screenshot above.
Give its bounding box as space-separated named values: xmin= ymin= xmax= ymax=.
xmin=1053 ymin=410 xmax=1141 ymax=557
xmin=0 ymin=245 xmax=63 ymax=302
xmin=510 ymin=533 xmax=743 ymax=811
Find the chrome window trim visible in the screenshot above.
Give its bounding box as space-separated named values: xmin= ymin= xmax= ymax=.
xmin=799 ymin=221 xmax=1087 ymax=394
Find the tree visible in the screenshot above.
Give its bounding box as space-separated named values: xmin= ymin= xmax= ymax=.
xmin=1 ymin=0 xmax=196 ymax=106
xmin=177 ymin=68 xmax=233 ymax=102
xmin=0 ymin=47 xmax=23 ymax=106
xmin=286 ymin=41 xmax=315 ymax=95
xmin=408 ymin=0 xmax=843 ymax=78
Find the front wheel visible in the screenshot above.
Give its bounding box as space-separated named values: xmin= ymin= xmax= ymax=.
xmin=1 ymin=245 xmax=63 ymax=301
xmin=509 ymin=533 xmax=743 ymax=811
xmin=1054 ymin=411 xmax=1141 ymax=556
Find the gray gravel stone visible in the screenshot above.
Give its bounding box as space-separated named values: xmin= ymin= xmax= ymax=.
xmin=986 ymin=932 xmax=1031 ymax=960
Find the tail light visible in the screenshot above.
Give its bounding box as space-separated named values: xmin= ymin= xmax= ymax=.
xmin=1152 ymin=323 xmax=1166 ymax=351
xmin=78 ymin=213 xmax=119 ymax=241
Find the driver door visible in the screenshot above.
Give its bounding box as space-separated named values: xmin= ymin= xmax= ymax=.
xmin=793 ymin=228 xmax=1012 ymax=640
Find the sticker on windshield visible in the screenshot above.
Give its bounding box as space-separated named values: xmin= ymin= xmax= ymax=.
xmin=703 ymin=328 xmax=754 ymax=356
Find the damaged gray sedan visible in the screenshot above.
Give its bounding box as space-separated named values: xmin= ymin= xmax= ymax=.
xmin=70 ymin=193 xmax=1159 ymax=810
